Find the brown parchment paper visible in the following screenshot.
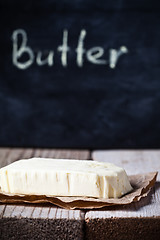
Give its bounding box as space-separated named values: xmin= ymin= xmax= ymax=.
xmin=0 ymin=172 xmax=158 ymax=209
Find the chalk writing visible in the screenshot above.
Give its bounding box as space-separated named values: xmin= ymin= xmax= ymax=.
xmin=109 ymin=46 xmax=128 ymax=69
xmin=57 ymin=30 xmax=70 ymax=67
xmin=75 ymin=29 xmax=86 ymax=67
xmin=12 ymin=29 xmax=34 ymax=70
xmin=87 ymin=47 xmax=107 ymax=65
xmin=12 ymin=29 xmax=128 ymax=70
xmin=36 ymin=51 xmax=54 ymax=66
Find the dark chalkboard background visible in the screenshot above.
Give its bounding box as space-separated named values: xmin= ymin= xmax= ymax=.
xmin=0 ymin=0 xmax=160 ymax=148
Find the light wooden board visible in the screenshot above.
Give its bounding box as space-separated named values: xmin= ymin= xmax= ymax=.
xmin=84 ymin=150 xmax=160 ymax=240
xmin=0 ymin=148 xmax=89 ymax=240
xmin=92 ymin=150 xmax=160 ymax=177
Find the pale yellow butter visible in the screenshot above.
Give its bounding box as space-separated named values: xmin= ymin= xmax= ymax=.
xmin=0 ymin=158 xmax=132 ymax=198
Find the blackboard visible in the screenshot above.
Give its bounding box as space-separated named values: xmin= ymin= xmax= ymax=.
xmin=0 ymin=0 xmax=160 ymax=148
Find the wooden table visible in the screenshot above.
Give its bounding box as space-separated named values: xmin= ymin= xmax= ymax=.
xmin=0 ymin=148 xmax=160 ymax=240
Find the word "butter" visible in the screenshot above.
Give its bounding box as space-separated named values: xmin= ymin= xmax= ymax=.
xmin=12 ymin=29 xmax=128 ymax=70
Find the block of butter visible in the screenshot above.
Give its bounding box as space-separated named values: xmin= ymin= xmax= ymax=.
xmin=0 ymin=158 xmax=132 ymax=198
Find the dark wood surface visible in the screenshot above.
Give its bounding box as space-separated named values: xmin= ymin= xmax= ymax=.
xmin=0 ymin=148 xmax=160 ymax=240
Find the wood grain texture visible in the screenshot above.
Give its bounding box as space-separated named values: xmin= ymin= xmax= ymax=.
xmin=0 ymin=148 xmax=89 ymax=240
xmin=0 ymin=148 xmax=90 ymax=168
xmin=92 ymin=150 xmax=160 ymax=177
xmin=85 ymin=150 xmax=160 ymax=240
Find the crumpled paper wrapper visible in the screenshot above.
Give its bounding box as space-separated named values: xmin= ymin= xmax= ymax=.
xmin=0 ymin=172 xmax=158 ymax=209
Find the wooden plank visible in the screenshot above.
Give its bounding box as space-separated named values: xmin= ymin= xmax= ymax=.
xmin=92 ymin=150 xmax=160 ymax=176
xmin=0 ymin=148 xmax=90 ymax=168
xmin=2 ymin=204 xmax=85 ymax=220
xmin=0 ymin=210 xmax=85 ymax=240
xmin=0 ymin=148 xmax=89 ymax=240
xmin=0 ymin=205 xmax=5 ymax=218
xmin=85 ymin=150 xmax=160 ymax=240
